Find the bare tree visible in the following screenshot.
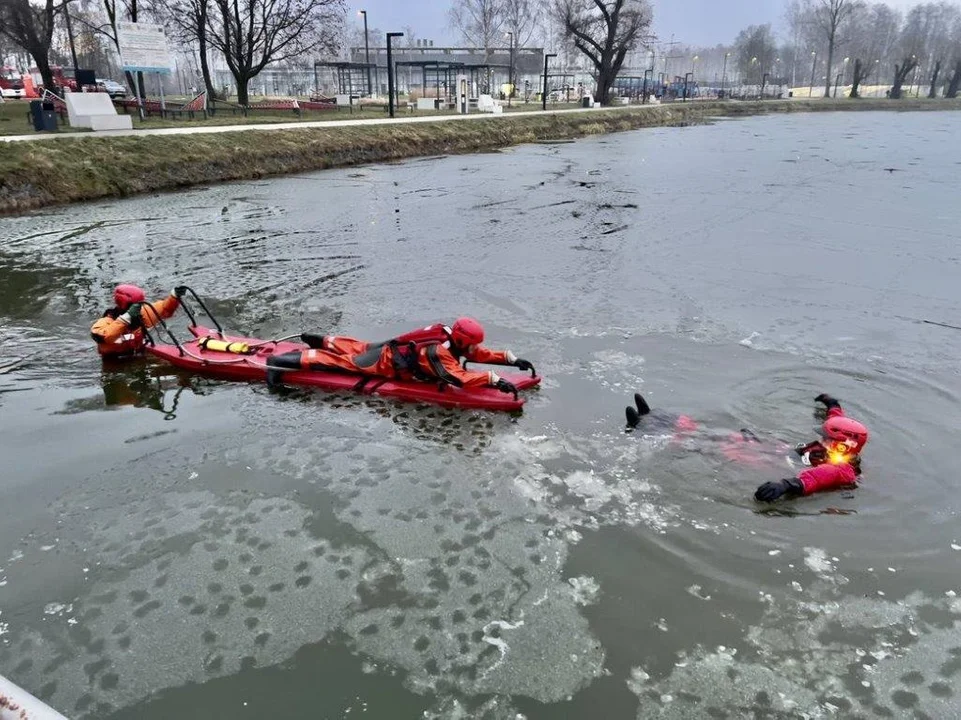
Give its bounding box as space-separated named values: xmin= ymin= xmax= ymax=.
xmin=846 ymin=2 xmax=901 ymax=91
xmin=946 ymin=59 xmax=960 ymax=98
xmin=891 ymin=55 xmax=917 ymax=98
xmin=555 ymin=0 xmax=652 ymax=105
xmin=849 ymin=57 xmax=869 ymax=96
xmin=449 ymin=0 xmax=506 ymax=47
xmin=153 ymin=0 xmax=215 ymax=98
xmin=734 ymin=24 xmax=777 ymax=86
xmin=0 ymin=0 xmax=60 ymax=92
xmin=503 ymin=0 xmax=536 ymax=47
xmin=809 ymin=0 xmax=862 ymax=99
xmin=206 ymin=0 xmax=344 ymax=105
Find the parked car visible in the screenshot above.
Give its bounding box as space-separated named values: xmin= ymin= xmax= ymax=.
xmin=97 ymin=79 xmax=127 ymax=98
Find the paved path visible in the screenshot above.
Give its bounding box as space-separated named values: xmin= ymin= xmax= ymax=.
xmin=0 ymin=103 xmax=647 ymax=143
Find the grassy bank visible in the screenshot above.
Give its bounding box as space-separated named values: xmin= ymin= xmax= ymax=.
xmin=1 ymin=97 xmax=958 ymax=214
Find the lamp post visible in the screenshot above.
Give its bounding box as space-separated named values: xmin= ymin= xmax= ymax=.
xmin=690 ymin=55 xmax=698 ymax=99
xmin=358 ymin=10 xmax=372 ymax=96
xmin=809 ymin=50 xmax=817 ymax=98
xmin=506 ymin=31 xmax=514 ymax=107
xmin=761 ymin=72 xmax=769 ymax=99
xmin=721 ymin=52 xmax=729 ymax=97
xmin=542 ymin=52 xmax=556 ymax=110
xmin=386 ymin=31 xmax=403 ymax=118
xmin=874 ymin=58 xmax=880 ymax=96
xmin=842 ymin=56 xmax=849 ymax=96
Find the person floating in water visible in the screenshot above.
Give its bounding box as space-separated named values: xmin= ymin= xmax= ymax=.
xmin=91 ymin=284 xmax=186 ymax=358
xmin=266 ymin=317 xmax=535 ymax=395
xmin=624 ymin=392 xmax=785 ymax=465
xmin=754 ymin=394 xmax=869 ymax=502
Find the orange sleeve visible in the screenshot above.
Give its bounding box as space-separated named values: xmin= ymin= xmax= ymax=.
xmin=91 ymin=315 xmax=130 ymax=344
xmin=140 ymin=295 xmax=180 ymax=328
xmin=90 ymin=295 xmax=178 ymax=344
xmin=418 ymin=346 xmax=495 ymax=388
xmin=465 ymin=344 xmax=511 ymax=365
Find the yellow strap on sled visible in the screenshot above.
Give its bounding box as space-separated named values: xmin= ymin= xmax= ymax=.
xmin=198 ymin=337 xmax=253 ymax=355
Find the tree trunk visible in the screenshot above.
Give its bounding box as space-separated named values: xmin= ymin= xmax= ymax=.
xmin=890 ymin=58 xmax=916 ymax=99
xmin=198 ymin=35 xmax=215 ymax=99
xmin=850 ymin=58 xmax=871 ymax=98
xmin=33 ymin=52 xmax=56 ymax=95
xmin=594 ymin=66 xmax=615 ymax=105
xmin=197 ymin=3 xmax=215 ymax=99
xmin=236 ymin=75 xmax=250 ymax=105
xmin=947 ymin=60 xmax=961 ymax=99
xmin=823 ymin=34 xmax=835 ymax=98
xmin=928 ymin=60 xmax=941 ymax=98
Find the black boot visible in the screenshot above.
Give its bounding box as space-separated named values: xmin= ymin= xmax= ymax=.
xmin=266 ymin=367 xmax=284 ymax=388
xmin=301 ymin=333 xmax=326 ymax=349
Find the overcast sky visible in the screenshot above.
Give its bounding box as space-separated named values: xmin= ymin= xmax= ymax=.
xmin=346 ymin=0 xmax=928 ymax=49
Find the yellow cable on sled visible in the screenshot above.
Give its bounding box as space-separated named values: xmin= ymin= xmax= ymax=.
xmin=198 ymin=337 xmax=253 ymax=354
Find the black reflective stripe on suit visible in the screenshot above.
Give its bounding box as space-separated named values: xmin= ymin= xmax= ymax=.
xmin=425 ymin=345 xmax=463 ymax=387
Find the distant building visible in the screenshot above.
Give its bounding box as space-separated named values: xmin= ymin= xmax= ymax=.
xmin=350 ymin=46 xmax=546 ymax=95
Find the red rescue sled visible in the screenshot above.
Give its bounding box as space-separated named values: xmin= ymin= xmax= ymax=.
xmin=146 ymin=325 xmax=539 ymax=411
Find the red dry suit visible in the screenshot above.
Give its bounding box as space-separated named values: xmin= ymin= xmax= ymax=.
xmin=271 ymin=324 xmax=518 ymax=388
xmin=90 ymin=294 xmax=180 ymax=357
xmin=792 ymin=405 xmax=862 ymax=495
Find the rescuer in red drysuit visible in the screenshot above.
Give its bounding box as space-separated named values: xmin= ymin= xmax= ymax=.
xmin=265 ymin=317 xmax=535 ymax=395
xmin=625 ymin=392 xmax=788 ymax=466
xmin=91 ymin=284 xmax=186 ymax=358
xmin=753 ymin=394 xmax=869 ymax=502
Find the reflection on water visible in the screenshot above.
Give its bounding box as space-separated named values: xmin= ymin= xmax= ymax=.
xmin=2 ymin=111 xmax=961 ymax=719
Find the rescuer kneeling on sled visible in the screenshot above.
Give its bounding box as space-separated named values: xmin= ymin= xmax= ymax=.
xmin=266 ymin=318 xmax=534 ymax=395
xmin=754 ymin=394 xmax=869 ymax=502
xmin=91 ymin=284 xmax=187 ymax=358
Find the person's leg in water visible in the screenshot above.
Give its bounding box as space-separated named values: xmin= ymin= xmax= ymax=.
xmin=625 ymin=392 xmax=651 ymax=429
xmin=624 ymin=392 xmax=695 ymax=434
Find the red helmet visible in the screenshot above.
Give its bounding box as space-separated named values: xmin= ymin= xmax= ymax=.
xmin=450 ymin=317 xmax=484 ymax=349
xmin=820 ymin=416 xmax=869 ymax=454
xmin=114 ymin=284 xmax=146 ymax=311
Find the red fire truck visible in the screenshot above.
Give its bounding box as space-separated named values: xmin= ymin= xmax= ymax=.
xmin=0 ymin=67 xmax=26 ymax=98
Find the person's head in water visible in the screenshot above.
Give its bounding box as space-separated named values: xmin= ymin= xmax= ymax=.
xmin=817 ymin=416 xmax=869 ymax=463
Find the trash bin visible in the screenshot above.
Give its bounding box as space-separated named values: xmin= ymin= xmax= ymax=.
xmin=41 ymin=103 xmax=58 ymax=132
xmin=581 ymin=96 xmax=591 ymax=108
xmin=29 ymin=100 xmax=59 ymax=131
xmin=29 ymin=99 xmax=44 ymax=131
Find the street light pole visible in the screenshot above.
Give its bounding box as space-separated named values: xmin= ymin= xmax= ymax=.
xmin=809 ymin=51 xmax=817 ymax=98
xmin=721 ymin=52 xmax=729 ymax=97
xmin=542 ymin=52 xmax=556 ymax=111
xmin=506 ymin=31 xmax=514 ymax=108
xmin=359 ymin=10 xmax=372 ymax=96
xmin=386 ymin=32 xmax=403 ymax=118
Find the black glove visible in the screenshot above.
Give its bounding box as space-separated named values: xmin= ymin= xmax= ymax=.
xmin=126 ymin=302 xmax=143 ymax=326
xmin=494 ymin=379 xmax=518 ymax=397
xmin=754 ymin=477 xmax=804 ymax=502
xmin=173 ymin=285 xmax=188 ymax=298
xmin=513 ymin=358 xmax=535 ymax=375
xmin=814 ymin=393 xmax=841 ymax=410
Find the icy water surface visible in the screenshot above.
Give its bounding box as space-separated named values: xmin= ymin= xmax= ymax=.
xmin=2 ymin=111 xmax=961 ymax=719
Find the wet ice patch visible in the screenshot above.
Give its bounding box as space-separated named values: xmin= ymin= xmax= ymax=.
xmin=586 ymin=349 xmax=645 ymax=392
xmin=1 ymin=489 xmax=373 ymax=718
xmin=567 ymin=576 xmax=600 ymax=606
